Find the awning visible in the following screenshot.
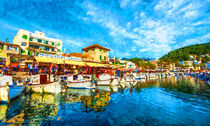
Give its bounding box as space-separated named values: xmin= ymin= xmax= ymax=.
xmin=0 ymin=52 xmax=7 ymax=58
xmin=7 ymin=53 xmax=34 ymax=60
xmin=35 ymin=56 xmax=64 ymax=64
xmin=86 ymin=62 xmax=109 ymax=68
xmin=65 ymin=60 xmax=85 ymax=66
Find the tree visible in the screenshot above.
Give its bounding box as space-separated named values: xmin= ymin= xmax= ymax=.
xmin=202 ymin=56 xmax=210 ymax=63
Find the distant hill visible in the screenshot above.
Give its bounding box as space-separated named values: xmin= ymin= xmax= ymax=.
xmin=159 ymin=42 xmax=210 ymax=62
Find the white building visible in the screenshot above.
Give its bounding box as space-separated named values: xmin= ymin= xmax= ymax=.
xmin=13 ymin=29 xmax=62 ymax=56
xmin=125 ymin=61 xmax=136 ymax=69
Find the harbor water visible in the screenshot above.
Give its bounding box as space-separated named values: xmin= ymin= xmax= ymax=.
xmin=0 ymin=75 xmax=210 ymax=125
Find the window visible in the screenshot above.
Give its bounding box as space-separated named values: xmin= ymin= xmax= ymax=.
xmin=22 ymin=34 xmax=28 ymax=39
xmin=100 ymin=55 xmax=102 ymax=60
xmin=21 ymin=42 xmax=26 ymax=46
xmin=29 ymin=37 xmax=33 ymax=41
xmin=45 ymin=47 xmax=49 ymax=51
xmin=37 ymin=39 xmax=42 ymax=43
xmin=57 ymin=43 xmax=60 ymax=46
xmin=100 ymin=49 xmax=102 ymax=52
xmin=15 ymin=47 xmax=17 ymax=51
xmin=92 ymin=49 xmax=95 ymax=51
xmin=104 ymin=56 xmax=106 ymax=61
xmin=44 ymin=41 xmax=48 ymax=44
xmin=7 ymin=46 xmax=13 ymax=51
xmin=52 ymin=42 xmax=54 ymax=46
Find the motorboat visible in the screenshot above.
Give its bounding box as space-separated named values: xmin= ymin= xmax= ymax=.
xmin=59 ymin=74 xmax=95 ymax=89
xmin=28 ymin=74 xmax=63 ymax=94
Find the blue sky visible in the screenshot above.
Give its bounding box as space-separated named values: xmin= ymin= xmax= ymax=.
xmin=0 ymin=0 xmax=209 ymax=59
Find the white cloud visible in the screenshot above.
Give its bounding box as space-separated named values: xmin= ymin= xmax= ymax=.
xmin=66 ymin=39 xmax=84 ymax=47
xmin=131 ymin=46 xmax=137 ymax=51
xmin=139 ymin=48 xmax=148 ymax=52
xmin=183 ymin=10 xmax=198 ymax=18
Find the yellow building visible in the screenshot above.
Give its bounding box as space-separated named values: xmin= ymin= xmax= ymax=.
xmin=82 ymin=44 xmax=110 ymax=63
xmin=13 ymin=29 xmax=62 ymax=56
xmin=0 ymin=41 xmax=21 ymax=66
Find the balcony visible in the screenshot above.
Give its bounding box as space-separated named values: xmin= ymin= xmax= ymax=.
xmin=29 ymin=41 xmax=56 ymax=48
xmin=27 ymin=47 xmax=57 ymax=54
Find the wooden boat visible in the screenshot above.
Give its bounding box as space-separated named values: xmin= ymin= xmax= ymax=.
xmin=58 ymin=74 xmax=95 ymax=89
xmin=28 ymin=74 xmax=63 ymax=94
xmin=97 ymin=74 xmax=112 ymax=86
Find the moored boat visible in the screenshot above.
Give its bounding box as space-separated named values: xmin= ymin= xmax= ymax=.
xmin=59 ymin=74 xmax=95 ymax=89
xmin=28 ymin=74 xmax=63 ymax=94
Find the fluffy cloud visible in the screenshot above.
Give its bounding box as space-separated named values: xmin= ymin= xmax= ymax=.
xmin=0 ymin=0 xmax=209 ymax=59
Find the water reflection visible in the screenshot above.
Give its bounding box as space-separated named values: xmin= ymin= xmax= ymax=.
xmin=81 ymin=90 xmax=111 ymax=112
xmin=0 ymin=75 xmax=210 ymax=125
xmin=160 ymin=76 xmax=210 ymax=98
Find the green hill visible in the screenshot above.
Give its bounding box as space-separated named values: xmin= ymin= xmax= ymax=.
xmin=159 ymin=42 xmax=210 ymax=62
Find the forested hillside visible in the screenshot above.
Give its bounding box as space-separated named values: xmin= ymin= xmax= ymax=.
xmin=160 ymin=42 xmax=210 ymax=62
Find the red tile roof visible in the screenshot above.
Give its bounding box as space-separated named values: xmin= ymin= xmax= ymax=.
xmin=82 ymin=44 xmax=110 ymax=51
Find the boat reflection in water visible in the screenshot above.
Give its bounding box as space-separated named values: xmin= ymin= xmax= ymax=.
xmin=159 ymin=76 xmax=209 ymax=97
xmin=0 ymin=75 xmax=210 ymax=126
xmin=80 ymin=90 xmax=111 ymax=112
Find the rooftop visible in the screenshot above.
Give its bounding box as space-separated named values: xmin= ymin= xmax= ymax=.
xmin=82 ymin=44 xmax=110 ymax=51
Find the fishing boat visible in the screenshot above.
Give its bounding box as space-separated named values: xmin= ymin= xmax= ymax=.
xmin=97 ymin=73 xmax=112 ymax=86
xmin=28 ymin=74 xmax=63 ymax=94
xmin=58 ymin=74 xmax=95 ymax=89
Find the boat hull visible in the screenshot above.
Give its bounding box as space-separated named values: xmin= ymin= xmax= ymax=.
xmin=67 ymin=81 xmax=95 ymax=89
xmin=29 ymin=82 xmax=62 ymax=94
xmin=97 ymin=80 xmax=110 ymax=86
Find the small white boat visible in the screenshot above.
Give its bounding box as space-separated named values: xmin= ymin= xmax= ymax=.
xmin=110 ymin=76 xmax=119 ymax=86
xmin=28 ymin=74 xmax=63 ymax=94
xmin=59 ymin=74 xmax=95 ymax=89
xmin=97 ymin=74 xmax=112 ymax=86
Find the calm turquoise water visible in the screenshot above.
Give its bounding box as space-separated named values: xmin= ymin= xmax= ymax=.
xmin=0 ymin=76 xmax=210 ymax=126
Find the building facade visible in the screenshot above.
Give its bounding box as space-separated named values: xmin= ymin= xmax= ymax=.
xmin=125 ymin=61 xmax=136 ymax=69
xmin=0 ymin=41 xmax=21 ymax=66
xmin=13 ymin=29 xmax=62 ymax=56
xmin=82 ymin=44 xmax=110 ymax=63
